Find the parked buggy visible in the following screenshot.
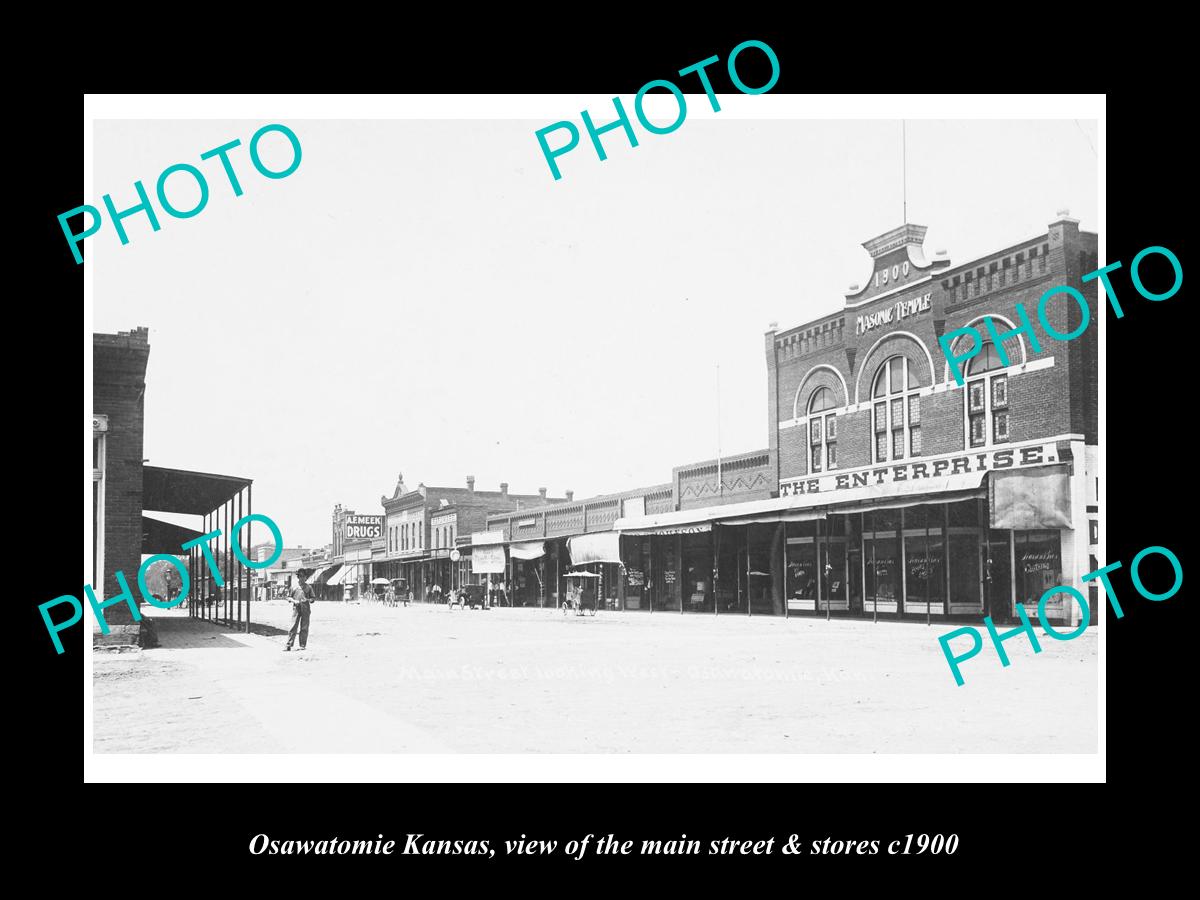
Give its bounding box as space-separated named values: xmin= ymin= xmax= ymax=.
xmin=561 ymin=571 xmax=600 ymax=617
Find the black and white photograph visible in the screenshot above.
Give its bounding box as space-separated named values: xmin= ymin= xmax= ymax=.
xmin=82 ymin=95 xmax=1104 ymax=781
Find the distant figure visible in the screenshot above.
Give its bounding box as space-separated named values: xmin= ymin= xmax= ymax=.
xmin=431 ymin=583 xmax=443 ymax=604
xmin=285 ymin=571 xmax=316 ymax=652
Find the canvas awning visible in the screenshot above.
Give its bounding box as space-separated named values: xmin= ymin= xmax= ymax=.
xmin=510 ymin=540 xmax=546 ymax=560
xmin=811 ymin=473 xmax=986 ymax=516
xmin=327 ymin=564 xmax=354 ymax=586
xmin=989 ymin=465 xmax=1072 ymax=528
xmin=313 ymin=563 xmax=341 ymax=586
xmin=568 ymin=532 xmax=622 ymax=565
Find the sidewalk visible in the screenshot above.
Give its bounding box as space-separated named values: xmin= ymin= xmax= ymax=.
xmin=94 ymin=611 xmax=448 ymax=753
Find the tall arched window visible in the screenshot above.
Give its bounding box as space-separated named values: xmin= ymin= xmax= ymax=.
xmin=872 ymin=356 xmax=922 ymax=463
xmin=807 ymin=387 xmax=838 ymax=472
xmin=966 ymin=341 xmax=1009 ymax=447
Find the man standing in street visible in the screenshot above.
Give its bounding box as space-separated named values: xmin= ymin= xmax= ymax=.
xmin=285 ymin=570 xmax=316 ymax=651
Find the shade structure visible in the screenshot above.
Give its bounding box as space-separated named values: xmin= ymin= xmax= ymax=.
xmin=313 ymin=563 xmax=341 ymax=586
xmin=510 ymin=540 xmax=546 ymax=560
xmin=142 ymin=465 xmax=252 ymax=515
xmin=615 ymin=471 xmax=987 ymax=534
xmin=989 ymin=465 xmax=1072 ymax=528
xmin=327 ymin=565 xmax=354 ymax=586
xmin=567 ymin=532 xmax=622 ymax=566
xmin=142 ymin=515 xmax=203 ymax=554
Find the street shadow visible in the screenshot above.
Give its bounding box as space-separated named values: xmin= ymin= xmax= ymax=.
xmin=248 ymin=622 xmax=289 ymax=638
xmin=151 ymin=616 xmax=256 ymax=650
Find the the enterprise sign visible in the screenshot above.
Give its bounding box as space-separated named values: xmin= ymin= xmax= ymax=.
xmin=780 ymin=442 xmax=1057 ymax=497
xmin=856 ymin=292 xmax=932 ymax=335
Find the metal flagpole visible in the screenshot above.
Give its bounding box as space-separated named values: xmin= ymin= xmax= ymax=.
xmin=902 ymin=120 xmax=907 ymax=223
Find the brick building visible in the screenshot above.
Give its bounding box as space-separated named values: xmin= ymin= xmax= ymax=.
xmin=94 ymin=327 xmax=258 ymax=644
xmin=611 ymin=213 xmax=1098 ymax=624
xmin=375 ymin=475 xmax=564 ymax=602
xmin=92 ymin=328 xmax=151 ymax=642
xmin=483 ymin=448 xmax=776 ymax=612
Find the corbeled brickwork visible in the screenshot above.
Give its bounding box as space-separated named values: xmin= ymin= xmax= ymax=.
xmin=769 ymin=216 xmax=1097 ymax=486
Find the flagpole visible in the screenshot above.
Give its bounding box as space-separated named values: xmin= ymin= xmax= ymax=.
xmin=716 ymin=363 xmax=723 ymax=503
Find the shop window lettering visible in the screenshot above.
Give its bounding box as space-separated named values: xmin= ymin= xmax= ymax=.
xmin=939 ymin=245 xmax=1182 ymax=386
xmin=41 ymin=513 xmax=284 ymax=654
xmin=535 ymin=40 xmax=779 ymax=181
xmin=938 ymin=544 xmax=1182 ymax=686
xmin=58 ymin=124 xmax=302 ymax=264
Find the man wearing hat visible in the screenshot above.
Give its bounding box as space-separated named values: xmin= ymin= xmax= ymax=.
xmin=285 ymin=570 xmax=316 ymax=651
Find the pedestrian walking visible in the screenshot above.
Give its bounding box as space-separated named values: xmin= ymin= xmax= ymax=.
xmin=285 ymin=570 xmax=316 ymax=651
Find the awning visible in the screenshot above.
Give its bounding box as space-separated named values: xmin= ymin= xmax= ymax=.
xmin=473 ymin=544 xmax=507 ymax=574
xmin=510 ymin=540 xmax=546 ymax=560
xmin=327 ymin=564 xmax=354 ymax=586
xmin=989 ymin=465 xmax=1072 ymax=529
xmin=568 ymin=532 xmax=622 ymax=565
xmin=313 ymin=562 xmax=341 ymax=586
xmin=472 ymin=531 xmax=505 ymax=546
xmin=142 ymin=515 xmax=203 ymax=554
xmin=812 ymin=474 xmax=986 ymax=516
xmin=614 ymin=471 xmax=986 ymax=533
xmin=717 ymin=509 xmax=825 ymax=527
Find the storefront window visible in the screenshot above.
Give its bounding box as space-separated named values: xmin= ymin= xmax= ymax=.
xmin=683 ymin=532 xmax=713 ymax=613
xmin=659 ymin=537 xmax=680 ymax=612
xmin=623 ymin=537 xmax=646 ymax=610
xmin=601 ymin=563 xmax=621 ymax=611
xmin=863 ymin=510 xmax=900 ymax=611
xmin=1014 ymin=530 xmax=1063 ymax=613
xmin=747 ymin=524 xmax=776 ymax=614
xmin=984 ymin=529 xmax=1011 ymax=617
xmin=785 ymin=520 xmax=817 ymax=612
xmin=819 ymin=516 xmax=849 ymax=612
xmin=903 ymin=505 xmax=945 ymax=615
xmin=945 ymin=499 xmax=983 ymax=613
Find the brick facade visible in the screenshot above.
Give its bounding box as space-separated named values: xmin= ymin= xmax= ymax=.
xmin=768 ymin=217 xmax=1097 ymax=484
xmin=93 ymin=328 xmax=150 ymax=627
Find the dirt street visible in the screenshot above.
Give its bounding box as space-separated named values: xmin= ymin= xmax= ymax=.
xmin=92 ymin=601 xmax=1097 ymax=753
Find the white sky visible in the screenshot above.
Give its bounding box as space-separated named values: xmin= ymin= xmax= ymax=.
xmin=94 ymin=117 xmax=1098 ymax=549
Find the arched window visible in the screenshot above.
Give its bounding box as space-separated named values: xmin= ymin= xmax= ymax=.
xmin=871 ymin=356 xmax=923 ymax=463
xmin=966 ymin=341 xmax=1009 ymax=447
xmin=807 ymin=387 xmax=838 ymax=473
